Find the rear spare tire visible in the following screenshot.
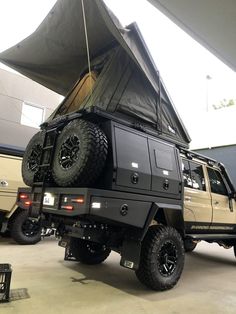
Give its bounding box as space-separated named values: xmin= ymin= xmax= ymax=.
xmin=52 ymin=119 xmax=108 ymax=187
xmin=22 ymin=131 xmax=44 ymax=186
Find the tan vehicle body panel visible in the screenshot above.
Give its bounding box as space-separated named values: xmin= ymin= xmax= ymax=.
xmin=183 ymin=158 xmax=236 ymax=227
xmin=0 ymin=154 xmax=26 ymax=216
xmin=184 ymin=188 xmax=212 ymax=223
xmin=211 ymin=193 xmax=236 ymax=225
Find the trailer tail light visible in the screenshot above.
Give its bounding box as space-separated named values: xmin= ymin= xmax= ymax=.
xmin=18 ymin=192 xmax=32 ymax=208
xmin=19 ymin=193 xmax=28 ymax=200
xmin=24 ymin=200 xmax=32 ymax=206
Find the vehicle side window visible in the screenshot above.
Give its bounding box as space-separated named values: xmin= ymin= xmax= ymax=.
xmin=182 ymin=159 xmax=206 ymax=191
xmin=207 ymin=168 xmax=228 ymax=195
xmin=189 ymin=161 xmax=206 ymax=191
xmin=182 ymin=159 xmax=192 ymax=188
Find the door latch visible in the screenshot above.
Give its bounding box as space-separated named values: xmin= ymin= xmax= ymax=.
xmin=185 ymin=196 xmax=191 ymax=201
xmin=163 ymin=179 xmax=169 ymax=190
xmin=131 ymin=173 xmax=139 ymax=184
xmin=0 ymin=180 xmax=8 ymax=187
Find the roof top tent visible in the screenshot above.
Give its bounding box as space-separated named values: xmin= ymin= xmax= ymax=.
xmin=0 ymin=0 xmax=190 ymax=147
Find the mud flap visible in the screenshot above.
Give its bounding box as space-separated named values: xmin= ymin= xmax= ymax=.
xmin=120 ymin=239 xmax=142 ymax=270
xmin=59 ymin=236 xmax=78 ymax=261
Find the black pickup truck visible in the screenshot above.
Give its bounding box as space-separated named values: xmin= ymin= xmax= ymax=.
xmin=17 ymin=108 xmax=236 ymax=291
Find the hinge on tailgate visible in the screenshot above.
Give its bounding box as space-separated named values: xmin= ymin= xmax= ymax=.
xmin=179 ymin=182 xmax=183 ymax=193
xmin=133 ymin=122 xmax=146 ymax=132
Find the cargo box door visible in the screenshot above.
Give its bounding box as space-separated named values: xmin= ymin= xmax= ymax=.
xmin=114 ymin=127 xmax=151 ymax=191
xmin=148 ymin=139 xmax=181 ymax=197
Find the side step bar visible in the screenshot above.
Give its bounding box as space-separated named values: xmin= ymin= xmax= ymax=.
xmin=186 ymin=234 xmax=236 ymax=241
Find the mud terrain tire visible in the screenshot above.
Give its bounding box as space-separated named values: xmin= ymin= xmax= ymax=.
xmin=22 ymin=131 xmax=44 ymax=186
xmin=136 ymin=225 xmax=185 ymax=291
xmin=11 ymin=210 xmax=42 ymax=245
xmin=52 ymin=119 xmax=108 ymax=187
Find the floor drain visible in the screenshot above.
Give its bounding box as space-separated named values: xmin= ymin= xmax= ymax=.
xmin=10 ymin=288 xmax=30 ymax=301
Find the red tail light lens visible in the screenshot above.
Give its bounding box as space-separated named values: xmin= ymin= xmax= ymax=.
xmin=61 ymin=205 xmax=74 ymax=212
xmin=20 ymin=193 xmax=28 ymax=200
xmin=71 ymin=198 xmax=84 ymax=204
xmin=24 ymin=201 xmax=32 ymax=206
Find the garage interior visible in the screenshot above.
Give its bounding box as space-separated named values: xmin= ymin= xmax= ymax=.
xmin=1 ymin=0 xmax=236 ymax=313
xmin=2 ymin=237 xmax=236 ymax=314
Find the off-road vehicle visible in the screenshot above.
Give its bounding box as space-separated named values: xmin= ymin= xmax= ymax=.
xmin=0 ymin=147 xmax=42 ymax=244
xmin=1 ymin=0 xmax=236 ymax=291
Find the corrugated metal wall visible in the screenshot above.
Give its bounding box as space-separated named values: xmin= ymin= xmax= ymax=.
xmin=0 ymin=68 xmax=61 ymax=151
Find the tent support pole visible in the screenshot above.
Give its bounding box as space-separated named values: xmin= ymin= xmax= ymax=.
xmin=81 ymin=0 xmax=93 ymax=102
xmin=157 ymin=71 xmax=162 ymax=133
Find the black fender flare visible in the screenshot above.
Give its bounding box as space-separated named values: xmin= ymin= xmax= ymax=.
xmin=120 ymin=202 xmax=184 ymax=270
xmin=141 ymin=202 xmax=184 ymax=241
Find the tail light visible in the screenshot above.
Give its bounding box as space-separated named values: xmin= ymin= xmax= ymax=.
xmin=19 ymin=193 xmax=28 ymax=200
xmin=18 ymin=192 xmax=31 ymax=207
xmin=60 ymin=195 xmax=84 ymax=212
xmin=24 ymin=200 xmax=32 ymax=206
xmin=71 ymin=198 xmax=84 ymax=204
xmin=61 ymin=205 xmax=74 ymax=212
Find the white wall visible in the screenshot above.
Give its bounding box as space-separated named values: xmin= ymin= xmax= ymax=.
xmin=0 ymin=68 xmax=62 ymax=150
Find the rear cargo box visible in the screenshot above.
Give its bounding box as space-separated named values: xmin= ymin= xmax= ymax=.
xmin=100 ymin=121 xmax=182 ymax=199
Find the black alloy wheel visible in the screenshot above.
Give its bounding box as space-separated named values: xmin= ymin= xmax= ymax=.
xmin=58 ymin=135 xmax=80 ymax=170
xmin=21 ymin=218 xmax=41 ymax=238
xmin=27 ymin=144 xmax=42 ymax=173
xmin=158 ymin=240 xmax=178 ymax=277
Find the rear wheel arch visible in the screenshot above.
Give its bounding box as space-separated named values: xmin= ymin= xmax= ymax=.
xmin=154 ymin=208 xmax=167 ymax=225
xmin=162 ymin=207 xmax=185 ymax=236
xmin=152 ymin=206 xmax=185 ymax=236
xmin=137 ymin=205 xmax=185 ymax=252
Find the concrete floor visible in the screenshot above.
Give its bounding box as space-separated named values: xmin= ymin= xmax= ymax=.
xmin=0 ymin=236 xmax=236 ymax=314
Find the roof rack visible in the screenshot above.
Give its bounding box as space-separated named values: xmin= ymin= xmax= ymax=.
xmin=179 ymin=147 xmax=218 ymax=167
xmin=179 ymin=147 xmax=236 ymax=193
